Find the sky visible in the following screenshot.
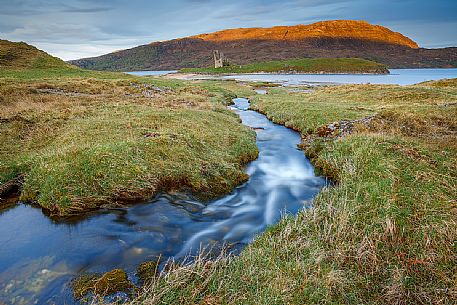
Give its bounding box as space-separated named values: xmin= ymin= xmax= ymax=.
xmin=0 ymin=0 xmax=456 ymax=60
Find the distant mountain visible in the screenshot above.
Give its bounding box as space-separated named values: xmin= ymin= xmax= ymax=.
xmin=0 ymin=39 xmax=72 ymax=70
xmin=191 ymin=20 xmax=419 ymax=48
xmin=69 ymin=20 xmax=457 ymax=71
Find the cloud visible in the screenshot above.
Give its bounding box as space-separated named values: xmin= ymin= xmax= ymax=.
xmin=0 ymin=0 xmax=455 ymax=60
xmin=5 ymin=23 xmax=114 ymax=43
xmin=61 ymin=7 xmax=113 ymax=13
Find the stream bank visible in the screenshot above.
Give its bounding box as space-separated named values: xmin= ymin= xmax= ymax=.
xmin=0 ymin=98 xmax=326 ymax=304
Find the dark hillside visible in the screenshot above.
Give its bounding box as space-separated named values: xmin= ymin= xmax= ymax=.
xmin=69 ymin=20 xmax=457 ymax=71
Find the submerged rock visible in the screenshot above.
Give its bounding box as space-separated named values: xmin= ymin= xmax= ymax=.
xmin=0 ymin=256 xmax=69 ymax=305
xmin=72 ymin=273 xmax=99 ymax=299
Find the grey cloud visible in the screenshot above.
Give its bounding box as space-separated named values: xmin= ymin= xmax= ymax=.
xmin=61 ymin=7 xmax=113 ymax=13
xmin=0 ymin=0 xmax=455 ymax=60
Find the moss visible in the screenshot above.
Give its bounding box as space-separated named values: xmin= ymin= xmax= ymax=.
xmin=71 ymin=269 xmax=134 ymax=299
xmin=136 ymin=261 xmax=158 ymax=285
xmin=311 ymin=156 xmax=340 ymax=182
xmin=302 ymin=139 xmax=340 ymax=182
xmin=71 ymin=273 xmax=99 ymax=299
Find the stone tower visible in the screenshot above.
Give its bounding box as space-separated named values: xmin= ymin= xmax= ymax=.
xmin=213 ymin=50 xmax=224 ymax=68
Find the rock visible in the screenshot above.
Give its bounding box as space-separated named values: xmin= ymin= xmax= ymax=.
xmin=251 ymin=126 xmax=265 ymax=131
xmin=136 ymin=261 xmax=158 ymax=285
xmin=315 ymin=115 xmax=375 ymax=139
xmin=72 ymin=269 xmax=133 ymax=299
xmin=72 ymin=273 xmax=99 ymax=299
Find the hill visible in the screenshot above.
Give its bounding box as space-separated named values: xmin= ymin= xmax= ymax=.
xmin=0 ymin=39 xmax=72 ymax=70
xmin=0 ymin=39 xmax=126 ymax=80
xmin=69 ymin=20 xmax=457 ymax=71
xmin=181 ymin=58 xmax=389 ymax=74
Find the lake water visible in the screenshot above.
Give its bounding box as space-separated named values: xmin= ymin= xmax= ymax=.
xmin=0 ymin=99 xmax=326 ymax=304
xmin=222 ymin=68 xmax=457 ymax=86
xmin=125 ymin=70 xmax=177 ymax=76
xmin=131 ymin=68 xmax=457 ymax=86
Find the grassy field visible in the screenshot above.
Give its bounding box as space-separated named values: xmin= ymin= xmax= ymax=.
xmin=2 ymin=40 xmax=456 ymax=303
xmin=124 ymin=80 xmax=457 ymax=304
xmin=0 ymin=41 xmax=259 ymax=216
xmin=180 ymin=58 xmax=389 ymax=74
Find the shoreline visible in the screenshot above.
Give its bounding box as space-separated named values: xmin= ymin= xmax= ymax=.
xmin=176 ymin=71 xmax=390 ymax=76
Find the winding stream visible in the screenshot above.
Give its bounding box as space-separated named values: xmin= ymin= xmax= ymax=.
xmin=0 ymin=98 xmax=326 ymax=304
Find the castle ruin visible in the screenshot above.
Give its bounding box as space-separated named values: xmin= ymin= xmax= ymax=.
xmin=213 ymin=50 xmax=229 ymax=68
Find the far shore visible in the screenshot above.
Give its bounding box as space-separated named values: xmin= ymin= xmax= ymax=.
xmin=163 ymin=71 xmax=391 ymax=81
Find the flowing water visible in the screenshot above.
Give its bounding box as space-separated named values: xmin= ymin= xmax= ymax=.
xmin=0 ymin=98 xmax=326 ymax=304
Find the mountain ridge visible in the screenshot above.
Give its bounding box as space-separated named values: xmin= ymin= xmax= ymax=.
xmin=69 ymin=20 xmax=457 ymax=71
xmin=191 ymin=20 xmax=419 ymax=48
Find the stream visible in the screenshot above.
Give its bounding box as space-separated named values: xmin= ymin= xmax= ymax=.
xmin=0 ymin=98 xmax=326 ymax=304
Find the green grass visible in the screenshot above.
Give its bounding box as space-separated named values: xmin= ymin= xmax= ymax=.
xmin=250 ymin=83 xmax=457 ymax=132
xmin=0 ymin=58 xmax=258 ymax=215
xmin=124 ymin=80 xmax=457 ymax=304
xmin=180 ymin=58 xmax=389 ymax=74
xmin=0 ymin=67 xmax=128 ymax=80
xmin=17 ymin=105 xmax=257 ymax=214
xmin=2 ymin=39 xmax=456 ymax=302
xmin=0 ymin=39 xmax=137 ymax=81
xmin=1 ymin=39 xmax=72 ymax=70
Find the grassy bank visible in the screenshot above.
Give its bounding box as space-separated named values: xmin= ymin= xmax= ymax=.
xmin=180 ymin=58 xmax=389 ymax=74
xmin=124 ymin=80 xmax=456 ymax=304
xmin=0 ymin=61 xmax=258 ymax=215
